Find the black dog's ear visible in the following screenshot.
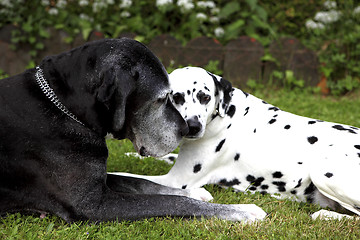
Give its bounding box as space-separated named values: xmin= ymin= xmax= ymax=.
xmin=97 ymin=68 xmax=117 ymax=107
xmin=207 ymin=71 xmax=233 ymax=117
xmin=97 ymin=67 xmax=136 ymax=132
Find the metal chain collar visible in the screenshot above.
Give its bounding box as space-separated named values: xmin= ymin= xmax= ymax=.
xmin=35 ymin=66 xmax=85 ymax=126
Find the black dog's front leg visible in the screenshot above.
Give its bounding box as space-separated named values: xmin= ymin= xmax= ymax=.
xmin=84 ymin=184 xmax=266 ymax=223
xmin=106 ymin=174 xmax=212 ymax=201
xmin=66 ymin=174 xmax=264 ymax=223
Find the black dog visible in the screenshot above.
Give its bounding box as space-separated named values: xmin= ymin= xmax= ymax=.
xmin=0 ymin=39 xmax=266 ymax=223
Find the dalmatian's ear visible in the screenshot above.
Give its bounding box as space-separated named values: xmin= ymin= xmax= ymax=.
xmin=207 ymin=71 xmax=233 ymax=117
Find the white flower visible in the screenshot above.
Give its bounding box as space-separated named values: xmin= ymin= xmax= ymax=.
xmin=209 ymin=16 xmax=219 ymax=23
xmin=40 ymin=0 xmax=49 ymax=6
xmin=177 ymin=0 xmax=194 ymax=12
xmin=354 ymin=6 xmax=360 ymax=15
xmin=79 ymin=13 xmax=93 ymax=22
xmin=314 ymin=10 xmax=340 ymax=24
xmin=323 ymin=1 xmax=336 ymax=9
xmin=79 ymin=0 xmax=89 ymax=7
xmin=119 ymin=0 xmax=132 ymax=8
xmin=211 ymin=7 xmax=219 ymax=14
xmin=156 ymin=0 xmax=173 ymax=7
xmin=93 ymin=1 xmax=107 ymax=12
xmin=197 ymin=1 xmax=215 ymax=9
xmin=196 ymin=12 xmax=207 ymax=21
xmin=49 ymin=8 xmax=59 ymax=15
xmin=305 ymin=19 xmax=325 ymax=30
xmin=214 ymin=27 xmax=224 ymax=37
xmin=56 ymin=0 xmax=67 ymax=9
xmin=120 ymin=11 xmax=131 ymax=18
xmin=0 ymin=0 xmax=12 ymax=7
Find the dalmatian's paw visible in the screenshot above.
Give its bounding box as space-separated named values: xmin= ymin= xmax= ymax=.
xmin=125 ymin=152 xmax=177 ymax=164
xmin=311 ymin=210 xmax=355 ymax=220
xmin=218 ymin=204 xmax=267 ymax=223
xmin=186 ymin=188 xmax=214 ymax=201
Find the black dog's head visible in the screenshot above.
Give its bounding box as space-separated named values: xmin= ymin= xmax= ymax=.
xmin=39 ymin=38 xmax=188 ymax=157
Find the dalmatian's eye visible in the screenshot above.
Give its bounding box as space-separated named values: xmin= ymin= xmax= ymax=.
xmin=197 ymin=91 xmax=211 ymax=105
xmin=172 ymin=92 xmax=185 ymax=105
xmin=201 ymin=95 xmax=211 ymax=105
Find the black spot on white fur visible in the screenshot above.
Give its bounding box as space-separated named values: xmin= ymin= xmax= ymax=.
xmin=332 ymin=124 xmax=357 ymax=134
xmin=246 ymin=175 xmax=265 ymax=189
xmin=234 ymin=153 xmax=240 ymax=161
xmin=307 ymin=136 xmax=318 ymax=144
xmin=226 ymin=105 xmax=236 ymax=118
xmin=244 ymin=107 xmax=249 ymax=116
xmin=182 ymin=185 xmax=187 ymax=189
xmin=268 ymin=119 xmax=276 ymax=124
xmin=308 ymin=120 xmax=316 ymax=124
xmin=219 ymin=178 xmax=240 ymax=187
xmin=284 ymin=125 xmax=291 ymax=129
xmin=215 ymin=139 xmax=226 ymax=152
xmin=355 ymin=145 xmax=360 ymax=150
xmin=193 ymin=164 xmax=202 ymax=173
xmin=325 ymin=172 xmax=333 ymax=178
xmin=272 ymin=181 xmax=286 ymax=192
xmin=295 ymin=178 xmax=302 ymax=188
xmin=268 ymin=107 xmax=279 ymax=111
xmin=246 ymin=175 xmax=256 ymax=182
xmin=272 ymin=171 xmax=283 ymax=178
xmin=304 ymin=182 xmax=316 ymax=203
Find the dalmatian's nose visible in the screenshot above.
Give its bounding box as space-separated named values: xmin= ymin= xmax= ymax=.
xmin=186 ymin=116 xmax=202 ymax=137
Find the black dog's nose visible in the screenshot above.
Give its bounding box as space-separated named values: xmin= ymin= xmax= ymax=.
xmin=139 ymin=147 xmax=148 ymax=157
xmin=186 ymin=117 xmax=202 ymax=137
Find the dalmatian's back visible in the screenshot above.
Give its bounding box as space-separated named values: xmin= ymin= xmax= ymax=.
xmin=200 ymin=89 xmax=360 ymax=204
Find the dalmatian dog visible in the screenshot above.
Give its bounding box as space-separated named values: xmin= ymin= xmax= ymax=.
xmin=114 ymin=67 xmax=360 ymax=220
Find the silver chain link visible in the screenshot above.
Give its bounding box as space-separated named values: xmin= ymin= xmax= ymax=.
xmin=35 ymin=66 xmax=85 ymax=126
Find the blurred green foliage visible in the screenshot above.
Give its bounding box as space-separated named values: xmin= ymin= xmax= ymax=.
xmin=0 ymin=0 xmax=359 ymax=94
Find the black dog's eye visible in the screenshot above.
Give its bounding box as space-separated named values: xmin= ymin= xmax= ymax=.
xmin=172 ymin=92 xmax=185 ymax=105
xmin=196 ymin=91 xmax=211 ymax=105
xmin=157 ymin=93 xmax=169 ymax=103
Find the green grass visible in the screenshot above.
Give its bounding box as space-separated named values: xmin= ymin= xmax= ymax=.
xmin=2 ymin=89 xmax=360 ymax=239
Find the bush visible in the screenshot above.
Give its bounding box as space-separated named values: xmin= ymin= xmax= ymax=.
xmin=304 ymin=0 xmax=360 ymax=94
xmin=0 ymin=1 xmax=274 ymax=48
xmin=1 ymin=0 xmax=359 ymax=93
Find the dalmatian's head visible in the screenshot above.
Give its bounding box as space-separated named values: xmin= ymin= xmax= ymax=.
xmin=169 ymin=67 xmax=233 ymax=139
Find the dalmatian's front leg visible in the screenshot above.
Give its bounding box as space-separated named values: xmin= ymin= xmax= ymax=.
xmin=125 ymin=152 xmax=178 ymax=165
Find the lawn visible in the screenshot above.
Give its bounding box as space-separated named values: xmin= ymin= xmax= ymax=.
xmin=1 ymin=89 xmax=360 ymax=239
